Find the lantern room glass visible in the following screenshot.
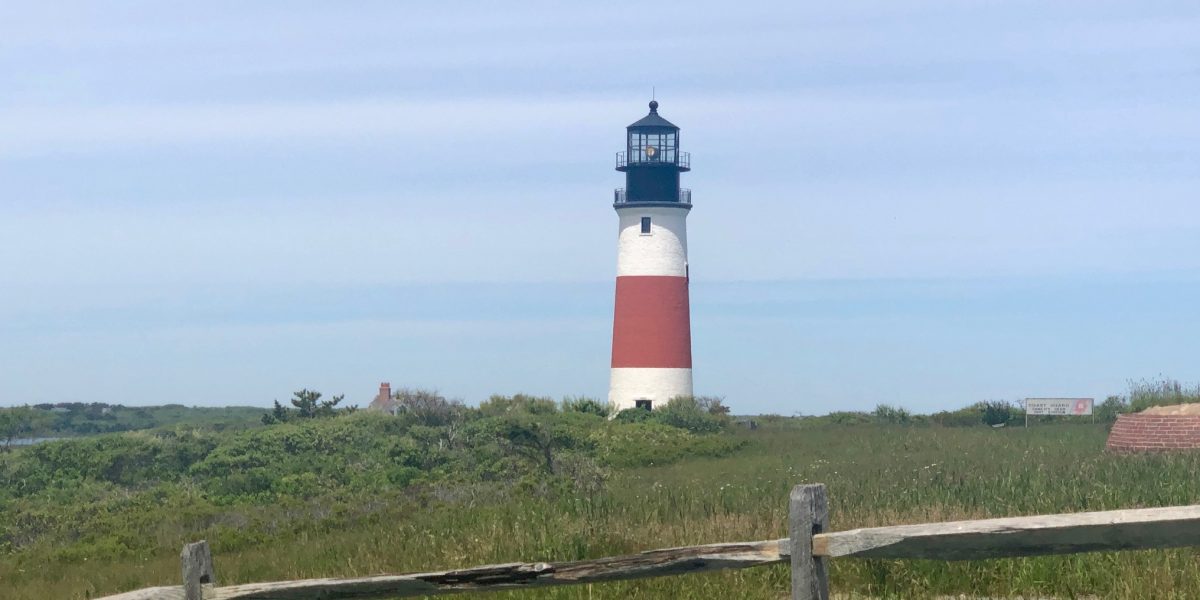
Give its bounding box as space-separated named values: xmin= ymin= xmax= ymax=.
xmin=628 ymin=131 xmax=677 ymax=164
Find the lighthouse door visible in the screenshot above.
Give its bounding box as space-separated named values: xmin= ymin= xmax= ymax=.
xmin=635 ymin=399 xmax=652 ymax=410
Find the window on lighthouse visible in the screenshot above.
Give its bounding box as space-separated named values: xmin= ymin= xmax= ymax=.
xmin=640 ymin=217 xmax=652 ymax=234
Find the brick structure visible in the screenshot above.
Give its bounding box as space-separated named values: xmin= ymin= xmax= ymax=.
xmin=1106 ymin=413 xmax=1200 ymax=452
xmin=367 ymin=382 xmax=396 ymax=414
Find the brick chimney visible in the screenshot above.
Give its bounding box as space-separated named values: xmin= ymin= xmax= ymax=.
xmin=367 ymin=382 xmax=395 ymax=413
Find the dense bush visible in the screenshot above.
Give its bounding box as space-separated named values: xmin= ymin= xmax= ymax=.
xmin=928 ymin=402 xmax=1020 ymax=427
xmin=561 ymin=396 xmax=612 ymax=418
xmin=872 ymin=404 xmax=912 ymax=424
xmin=0 ymin=403 xmax=263 ymax=440
xmin=1095 ymin=395 xmax=1130 ymax=422
xmin=827 ymin=411 xmax=874 ymax=426
xmin=655 ymin=396 xmax=731 ymax=433
xmin=981 ymin=400 xmax=1017 ymax=426
xmin=613 ymin=407 xmax=655 ymax=423
xmin=0 ymin=398 xmax=744 ymax=559
xmin=929 ymin=406 xmax=985 ymax=427
xmin=0 ymin=407 xmax=45 ymax=450
xmin=611 ymin=396 xmax=731 ymax=434
xmin=12 ymin=422 xmax=1200 ymax=600
xmin=590 ymin=421 xmax=745 ymax=468
xmin=478 ymin=393 xmax=559 ymax=416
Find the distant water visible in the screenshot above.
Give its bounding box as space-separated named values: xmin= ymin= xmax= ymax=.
xmin=8 ymin=437 xmax=62 ymax=447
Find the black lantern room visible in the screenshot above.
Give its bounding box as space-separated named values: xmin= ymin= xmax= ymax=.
xmin=615 ymin=100 xmax=691 ymax=207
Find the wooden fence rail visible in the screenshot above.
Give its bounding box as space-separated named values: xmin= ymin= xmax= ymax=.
xmin=95 ymin=484 xmax=1200 ymax=600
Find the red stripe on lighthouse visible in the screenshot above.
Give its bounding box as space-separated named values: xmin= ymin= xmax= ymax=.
xmin=611 ymin=275 xmax=692 ymax=369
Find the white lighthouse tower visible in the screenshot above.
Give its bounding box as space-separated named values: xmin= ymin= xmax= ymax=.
xmin=609 ymin=100 xmax=694 ymax=411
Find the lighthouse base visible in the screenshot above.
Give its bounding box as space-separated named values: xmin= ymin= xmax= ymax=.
xmin=608 ymin=367 xmax=693 ymax=412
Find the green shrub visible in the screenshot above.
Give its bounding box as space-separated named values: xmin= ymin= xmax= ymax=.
xmin=561 ymin=396 xmax=613 ymax=418
xmin=1095 ymin=395 xmax=1130 ymax=422
xmin=929 ymin=409 xmax=972 ymax=427
xmin=389 ymin=388 xmax=468 ymax=427
xmin=660 ymin=397 xmax=732 ymax=433
xmin=872 ymin=404 xmax=912 ymax=424
xmin=590 ymin=421 xmax=743 ymax=468
xmin=478 ymin=394 xmax=559 ymax=416
xmin=613 ymin=407 xmax=654 ymax=423
xmin=0 ymin=396 xmax=752 ymax=564
xmin=981 ymin=400 xmax=1016 ymax=427
xmin=827 ymin=411 xmax=873 ymax=426
xmin=654 ymin=396 xmax=729 ymax=434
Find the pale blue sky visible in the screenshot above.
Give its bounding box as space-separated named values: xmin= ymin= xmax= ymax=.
xmin=1 ymin=1 xmax=1198 ymax=412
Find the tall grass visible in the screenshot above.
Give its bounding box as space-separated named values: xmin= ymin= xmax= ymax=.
xmin=1128 ymin=378 xmax=1200 ymax=413
xmin=5 ymin=424 xmax=1200 ymax=598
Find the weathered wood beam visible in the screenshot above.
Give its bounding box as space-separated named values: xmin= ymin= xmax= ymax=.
xmin=790 ymin=484 xmax=830 ymax=600
xmin=181 ymin=540 xmax=216 ymax=600
xmin=92 ymin=504 xmax=1200 ymax=600
xmin=94 ymin=539 xmax=789 ymax=600
xmin=94 ymin=587 xmax=193 ymax=600
xmin=812 ymin=505 xmax=1200 ymax=560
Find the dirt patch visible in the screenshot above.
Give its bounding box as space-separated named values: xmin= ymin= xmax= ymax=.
xmin=1142 ymin=403 xmax=1200 ymax=416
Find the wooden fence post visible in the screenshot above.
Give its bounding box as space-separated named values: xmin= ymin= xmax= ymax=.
xmin=790 ymin=484 xmax=829 ymax=600
xmin=181 ymin=540 xmax=216 ymax=600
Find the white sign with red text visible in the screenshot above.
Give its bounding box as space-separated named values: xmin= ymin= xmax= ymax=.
xmin=1025 ymin=398 xmax=1093 ymax=416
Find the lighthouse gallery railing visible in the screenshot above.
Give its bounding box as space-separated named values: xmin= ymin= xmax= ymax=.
xmin=613 ymin=188 xmax=691 ymax=205
xmin=615 ymin=150 xmax=690 ymax=170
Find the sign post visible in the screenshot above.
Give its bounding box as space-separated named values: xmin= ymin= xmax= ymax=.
xmin=1024 ymin=398 xmax=1094 ymax=427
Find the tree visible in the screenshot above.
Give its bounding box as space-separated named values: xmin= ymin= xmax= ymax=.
xmin=261 ymin=390 xmax=346 ymax=424
xmin=695 ymin=396 xmax=731 ymax=416
xmin=392 ymin=388 xmax=465 ymax=427
xmin=481 ymin=412 xmax=591 ymax=475
xmin=0 ymin=406 xmax=41 ymax=451
xmin=261 ymin=400 xmax=291 ymax=425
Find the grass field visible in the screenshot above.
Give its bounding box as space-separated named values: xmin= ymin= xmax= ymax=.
xmin=5 ymin=423 xmax=1200 ymax=599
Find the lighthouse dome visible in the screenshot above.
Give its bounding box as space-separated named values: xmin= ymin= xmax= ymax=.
xmin=627 ymin=100 xmax=679 ymax=130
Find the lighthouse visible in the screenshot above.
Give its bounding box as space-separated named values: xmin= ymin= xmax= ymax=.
xmin=609 ymin=100 xmax=693 ymax=411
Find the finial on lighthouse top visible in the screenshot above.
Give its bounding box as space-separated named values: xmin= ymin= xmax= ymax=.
xmin=628 ymin=100 xmax=677 ymax=130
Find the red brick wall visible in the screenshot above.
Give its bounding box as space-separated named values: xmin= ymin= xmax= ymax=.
xmin=1106 ymin=413 xmax=1200 ymax=452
